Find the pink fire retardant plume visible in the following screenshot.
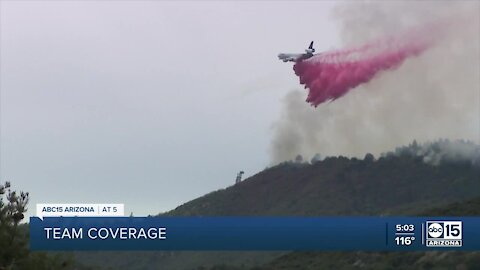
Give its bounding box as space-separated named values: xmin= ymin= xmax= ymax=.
xmin=293 ymin=23 xmax=442 ymax=107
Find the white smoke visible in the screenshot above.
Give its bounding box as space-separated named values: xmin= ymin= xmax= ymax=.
xmin=270 ymin=1 xmax=480 ymax=164
xmin=388 ymin=139 xmax=480 ymax=166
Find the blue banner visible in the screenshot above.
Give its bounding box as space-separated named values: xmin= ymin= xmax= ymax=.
xmin=30 ymin=217 xmax=480 ymax=251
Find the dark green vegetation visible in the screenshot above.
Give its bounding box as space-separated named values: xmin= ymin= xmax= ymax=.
xmin=168 ymin=154 xmax=479 ymax=217
xmin=0 ymin=182 xmax=74 ymax=270
xmin=424 ymin=197 xmax=480 ymax=216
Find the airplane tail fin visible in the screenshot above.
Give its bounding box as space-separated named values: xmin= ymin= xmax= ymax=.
xmin=306 ymin=41 xmax=315 ymax=53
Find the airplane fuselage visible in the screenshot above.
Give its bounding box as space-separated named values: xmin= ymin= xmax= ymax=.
xmin=278 ymin=41 xmax=315 ymax=63
xmin=278 ymin=52 xmax=314 ymax=62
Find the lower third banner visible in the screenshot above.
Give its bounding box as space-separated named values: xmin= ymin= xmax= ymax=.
xmin=29 ymin=217 xmax=480 ymax=251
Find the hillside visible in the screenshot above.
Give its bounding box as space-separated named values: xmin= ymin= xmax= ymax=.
xmin=73 ymin=141 xmax=480 ymax=270
xmin=167 ymin=155 xmax=479 ymax=217
xmin=246 ymin=197 xmax=480 ymax=270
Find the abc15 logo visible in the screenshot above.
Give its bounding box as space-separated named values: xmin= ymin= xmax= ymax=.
xmin=426 ymin=221 xmax=462 ymax=240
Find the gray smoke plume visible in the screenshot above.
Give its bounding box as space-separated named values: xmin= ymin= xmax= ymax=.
xmin=270 ymin=1 xmax=480 ymax=164
xmin=387 ymin=139 xmax=480 ymax=166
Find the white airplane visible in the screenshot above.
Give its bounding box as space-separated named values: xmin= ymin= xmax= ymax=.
xmin=278 ymin=41 xmax=315 ymax=62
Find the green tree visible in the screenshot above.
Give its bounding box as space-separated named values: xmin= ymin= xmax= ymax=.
xmin=0 ymin=181 xmax=29 ymax=268
xmin=0 ymin=181 xmax=75 ymax=270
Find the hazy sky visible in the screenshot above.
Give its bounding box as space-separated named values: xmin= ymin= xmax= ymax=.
xmin=0 ymin=1 xmax=340 ymax=218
